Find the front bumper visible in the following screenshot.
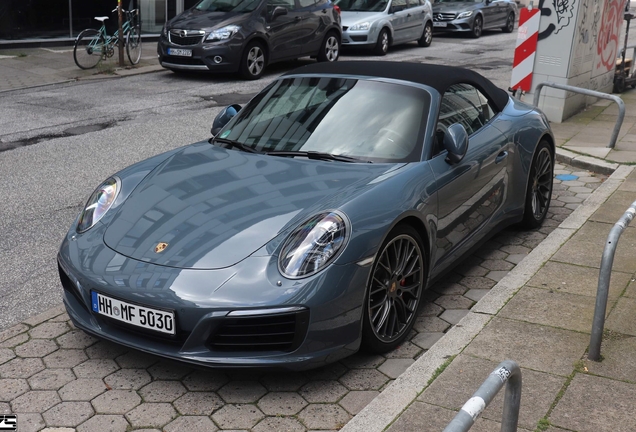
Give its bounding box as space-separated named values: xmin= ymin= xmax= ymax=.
xmin=157 ymin=36 xmax=243 ymax=73
xmin=57 ymin=224 xmax=369 ymax=370
xmin=432 ymin=16 xmax=474 ymax=32
xmin=341 ymin=28 xmax=379 ymax=48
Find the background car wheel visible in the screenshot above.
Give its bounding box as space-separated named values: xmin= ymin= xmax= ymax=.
xmin=361 ymin=224 xmax=426 ymax=353
xmin=418 ymin=21 xmax=433 ymax=47
xmin=239 ymin=41 xmax=266 ymax=80
xmin=521 ymin=140 xmax=554 ymax=229
xmin=318 ymin=32 xmax=340 ymax=62
xmin=73 ymin=29 xmax=104 ymax=70
xmin=471 ymin=15 xmax=483 ymax=38
xmin=374 ymin=28 xmax=390 ymax=56
xmin=502 ymin=12 xmax=515 ymax=33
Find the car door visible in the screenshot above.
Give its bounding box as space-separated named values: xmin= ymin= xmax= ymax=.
xmin=480 ymin=0 xmax=499 ymax=28
xmin=296 ymin=0 xmax=323 ymax=55
xmin=490 ymin=0 xmax=507 ymax=26
xmin=404 ymin=0 xmax=425 ymax=41
xmin=266 ymin=0 xmax=306 ymax=60
xmin=388 ymin=0 xmax=410 ymax=43
xmin=429 ymin=84 xmax=509 ymax=273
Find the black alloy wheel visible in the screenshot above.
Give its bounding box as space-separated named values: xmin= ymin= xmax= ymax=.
xmin=502 ymin=12 xmax=515 ymax=33
xmin=239 ymin=41 xmax=266 ymax=80
xmin=521 ymin=140 xmax=554 ymax=228
xmin=374 ymin=28 xmax=390 ymax=56
xmin=362 ymin=225 xmax=426 ymax=353
xmin=471 ymin=15 xmax=483 ymax=38
xmin=418 ymin=21 xmax=433 ymax=47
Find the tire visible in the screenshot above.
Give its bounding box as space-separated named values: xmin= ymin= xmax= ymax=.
xmin=521 ymin=140 xmax=554 ymax=229
xmin=502 ymin=12 xmax=515 ymax=33
xmin=74 ymin=29 xmax=104 ymax=70
xmin=126 ymin=25 xmax=142 ymax=65
xmin=418 ymin=21 xmax=433 ymax=47
xmin=373 ymin=28 xmax=390 ymax=56
xmin=317 ymin=32 xmax=340 ymax=62
xmin=361 ymin=224 xmax=427 ymax=353
xmin=239 ymin=41 xmax=266 ymax=80
xmin=614 ymin=74 xmax=626 ymax=93
xmin=471 ymin=15 xmax=483 ymax=38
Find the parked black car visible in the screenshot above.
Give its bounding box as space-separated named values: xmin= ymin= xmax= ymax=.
xmin=157 ymin=0 xmax=342 ymax=79
xmin=432 ymin=0 xmax=517 ymax=39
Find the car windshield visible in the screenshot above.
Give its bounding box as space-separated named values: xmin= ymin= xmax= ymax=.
xmin=195 ymin=0 xmax=261 ymax=13
xmin=335 ymin=0 xmax=389 ymax=12
xmin=216 ymin=77 xmax=430 ymax=163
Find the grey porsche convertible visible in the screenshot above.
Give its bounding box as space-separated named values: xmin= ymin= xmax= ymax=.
xmin=58 ymin=62 xmax=554 ymax=370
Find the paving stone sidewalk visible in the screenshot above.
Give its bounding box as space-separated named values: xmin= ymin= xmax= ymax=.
xmin=0 ymin=162 xmax=610 ymax=432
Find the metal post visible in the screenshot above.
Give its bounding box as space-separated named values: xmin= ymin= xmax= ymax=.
xmin=588 ymin=200 xmax=636 ymax=361
xmin=118 ymin=0 xmax=125 ymax=67
xmin=532 ymin=82 xmax=625 ymax=149
xmin=443 ymin=360 xmax=522 ymax=432
xmin=68 ymin=0 xmax=73 ymax=38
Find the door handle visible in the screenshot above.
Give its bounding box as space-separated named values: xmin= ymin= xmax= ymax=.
xmin=295 ymin=16 xmax=302 ymax=21
xmin=495 ymin=151 xmax=508 ymax=163
xmin=407 ymin=13 xmax=412 ymax=16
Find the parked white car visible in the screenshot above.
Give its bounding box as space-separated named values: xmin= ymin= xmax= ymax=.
xmin=337 ymin=0 xmax=433 ymax=55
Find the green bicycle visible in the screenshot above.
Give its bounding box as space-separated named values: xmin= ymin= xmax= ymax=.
xmin=73 ymin=8 xmax=142 ymax=70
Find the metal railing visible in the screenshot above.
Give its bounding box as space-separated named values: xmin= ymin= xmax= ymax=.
xmin=533 ymin=82 xmax=625 ymax=149
xmin=443 ymin=360 xmax=522 ymax=432
xmin=588 ymin=199 xmax=636 ymax=361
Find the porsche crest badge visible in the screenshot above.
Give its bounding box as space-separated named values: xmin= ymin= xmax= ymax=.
xmin=155 ymin=242 xmax=168 ymax=253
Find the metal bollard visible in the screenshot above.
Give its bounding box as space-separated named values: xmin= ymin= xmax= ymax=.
xmin=588 ymin=199 xmax=636 ymax=361
xmin=532 ymin=82 xmax=625 ymax=149
xmin=443 ymin=360 xmax=522 ymax=432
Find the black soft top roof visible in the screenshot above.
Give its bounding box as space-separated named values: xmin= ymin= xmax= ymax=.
xmin=283 ymin=61 xmax=510 ymax=112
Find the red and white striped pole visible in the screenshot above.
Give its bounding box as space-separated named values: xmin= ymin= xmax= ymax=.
xmin=510 ymin=6 xmax=540 ymax=94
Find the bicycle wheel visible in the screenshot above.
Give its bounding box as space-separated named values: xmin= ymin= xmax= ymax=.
xmin=126 ymin=26 xmax=142 ymax=65
xmin=74 ymin=29 xmax=105 ymax=69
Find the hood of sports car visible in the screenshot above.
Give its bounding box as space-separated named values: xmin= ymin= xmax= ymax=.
xmin=103 ymin=143 xmax=402 ymax=270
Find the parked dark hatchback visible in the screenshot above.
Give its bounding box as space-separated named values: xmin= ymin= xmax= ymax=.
xmin=157 ymin=0 xmax=342 ymax=79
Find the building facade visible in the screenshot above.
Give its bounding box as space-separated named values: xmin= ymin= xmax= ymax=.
xmin=0 ymin=0 xmax=198 ymax=42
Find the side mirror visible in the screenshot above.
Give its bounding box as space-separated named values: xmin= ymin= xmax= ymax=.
xmin=211 ymin=104 xmax=241 ymax=137
xmin=443 ymin=123 xmax=469 ymax=164
xmin=270 ymin=6 xmax=288 ymax=20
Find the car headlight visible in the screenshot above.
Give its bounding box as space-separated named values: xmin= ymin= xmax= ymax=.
xmin=457 ymin=11 xmax=473 ymax=18
xmin=279 ymin=212 xmax=349 ymax=278
xmin=206 ymin=25 xmax=241 ymax=41
xmin=349 ymin=22 xmax=370 ymax=31
xmin=161 ymin=25 xmax=167 ymax=37
xmin=77 ymin=177 xmax=121 ymax=233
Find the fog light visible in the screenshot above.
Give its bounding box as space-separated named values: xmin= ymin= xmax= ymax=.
xmin=213 ymin=56 xmax=223 ymax=64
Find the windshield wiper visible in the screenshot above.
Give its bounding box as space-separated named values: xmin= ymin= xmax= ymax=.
xmin=266 ymin=150 xmax=371 ymax=163
xmin=211 ymin=137 xmax=263 ymax=154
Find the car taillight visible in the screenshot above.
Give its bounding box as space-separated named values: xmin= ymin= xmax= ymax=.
xmin=334 ymin=5 xmax=341 ymax=14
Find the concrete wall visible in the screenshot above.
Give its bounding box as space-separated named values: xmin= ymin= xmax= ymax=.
xmin=527 ymin=0 xmax=626 ymax=122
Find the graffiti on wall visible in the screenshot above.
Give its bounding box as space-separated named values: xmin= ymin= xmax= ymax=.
xmin=594 ymin=0 xmax=625 ymax=74
xmin=537 ymin=0 xmax=578 ymax=40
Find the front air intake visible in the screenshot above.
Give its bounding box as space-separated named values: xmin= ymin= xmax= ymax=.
xmin=209 ymin=309 xmax=309 ymax=352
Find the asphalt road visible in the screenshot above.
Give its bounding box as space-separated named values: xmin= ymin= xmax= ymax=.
xmin=0 ymin=27 xmax=593 ymax=329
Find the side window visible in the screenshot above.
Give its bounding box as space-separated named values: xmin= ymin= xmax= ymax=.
xmin=406 ymin=0 xmax=419 ymax=8
xmin=299 ymin=0 xmax=316 ymax=7
xmin=438 ymin=83 xmax=492 ymax=136
xmin=268 ymin=0 xmax=296 ymax=11
xmin=391 ymin=0 xmax=407 ymax=12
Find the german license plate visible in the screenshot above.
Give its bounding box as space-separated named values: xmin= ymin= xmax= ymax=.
xmin=91 ymin=292 xmax=175 ymax=335
xmin=433 ymin=22 xmax=448 ymax=27
xmin=167 ymin=48 xmax=192 ymax=57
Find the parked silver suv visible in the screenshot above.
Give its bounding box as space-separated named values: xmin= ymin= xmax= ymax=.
xmin=337 ymin=0 xmax=433 ymax=55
